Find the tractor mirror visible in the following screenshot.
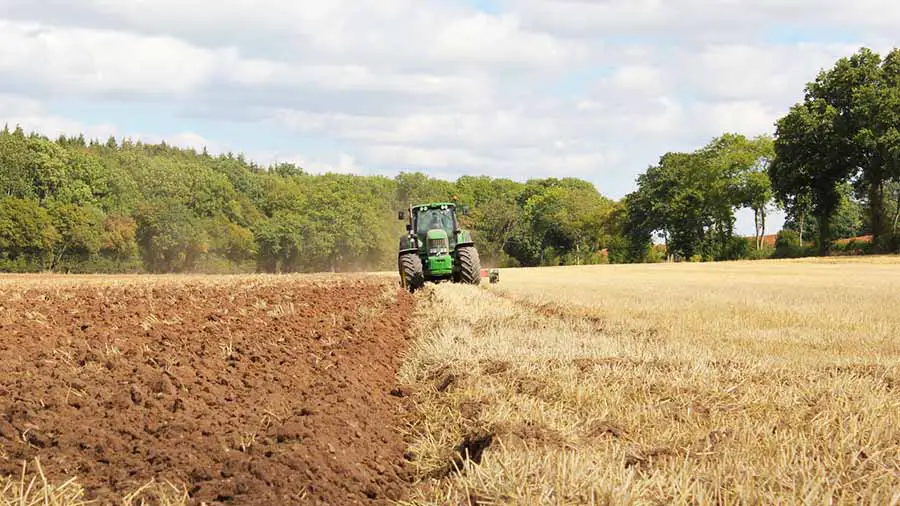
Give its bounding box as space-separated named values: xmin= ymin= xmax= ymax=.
xmin=398 ymin=210 xmax=405 ymax=220
xmin=405 ymin=224 xmax=412 ymax=232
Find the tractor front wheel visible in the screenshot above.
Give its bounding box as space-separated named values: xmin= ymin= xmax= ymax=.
xmin=399 ymin=253 xmax=425 ymax=292
xmin=456 ymin=246 xmax=481 ymax=285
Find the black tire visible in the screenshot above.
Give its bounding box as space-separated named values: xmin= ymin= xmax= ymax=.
xmin=399 ymin=253 xmax=425 ymax=292
xmin=456 ymin=246 xmax=481 ymax=285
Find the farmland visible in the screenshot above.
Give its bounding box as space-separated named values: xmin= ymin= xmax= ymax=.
xmin=0 ymin=274 xmax=413 ymax=505
xmin=401 ymin=257 xmax=900 ymax=504
xmin=1 ymin=258 xmax=899 ymax=505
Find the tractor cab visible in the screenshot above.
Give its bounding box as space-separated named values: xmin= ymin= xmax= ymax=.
xmin=407 ymin=204 xmax=460 ymax=277
xmin=397 ymin=202 xmax=479 ymax=291
xmin=413 ymin=204 xmax=458 ymax=245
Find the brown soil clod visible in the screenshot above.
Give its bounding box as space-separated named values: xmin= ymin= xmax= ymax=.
xmin=624 ymin=446 xmax=675 ymax=468
xmin=435 ymin=374 xmax=457 ymax=393
xmin=455 ymin=431 xmax=494 ymax=466
xmin=589 ymin=421 xmax=625 ymax=440
xmin=390 ymin=386 xmax=412 ymax=398
xmin=458 ymin=399 xmax=486 ymax=421
xmin=428 ymin=431 xmax=495 ymax=480
xmin=0 ymin=277 xmax=416 ymax=506
xmin=479 ymin=360 xmax=510 ymax=375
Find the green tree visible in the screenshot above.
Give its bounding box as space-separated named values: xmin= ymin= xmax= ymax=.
xmin=772 ymin=47 xmax=900 ymax=253
xmin=770 ymin=99 xmax=848 ymax=254
xmin=395 ymin=172 xmax=455 ymax=209
xmin=0 ymin=197 xmax=59 ymax=270
xmin=507 ymin=178 xmax=618 ymax=266
xmin=206 ymin=216 xmax=257 ymax=264
xmin=101 ymin=214 xmax=139 ymax=263
xmin=0 ymin=124 xmax=637 ymax=273
xmin=705 ymin=135 xmax=776 ymax=250
xmin=0 ymin=129 xmax=35 ymax=199
xmin=623 ymin=134 xmax=774 ymax=261
xmin=134 ymin=200 xmax=209 ymax=273
xmin=783 ymin=183 xmax=866 ymax=243
xmin=47 ymin=202 xmax=105 ymax=269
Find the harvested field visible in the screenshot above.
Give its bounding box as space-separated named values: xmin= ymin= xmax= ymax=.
xmin=399 ymin=257 xmax=900 ymax=505
xmin=0 ymin=274 xmax=412 ymax=505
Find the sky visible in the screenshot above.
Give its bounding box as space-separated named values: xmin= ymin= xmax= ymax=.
xmin=0 ymin=0 xmax=897 ymax=235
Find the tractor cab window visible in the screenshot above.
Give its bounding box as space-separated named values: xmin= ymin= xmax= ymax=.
xmin=416 ymin=208 xmax=455 ymax=236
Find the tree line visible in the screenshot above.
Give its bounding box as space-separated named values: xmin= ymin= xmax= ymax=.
xmin=624 ymin=46 xmax=898 ymax=261
xmin=1 ymin=46 xmax=897 ymax=273
xmin=0 ymin=128 xmax=624 ymax=273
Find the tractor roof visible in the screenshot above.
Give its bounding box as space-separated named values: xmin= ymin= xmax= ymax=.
xmin=412 ymin=202 xmax=456 ymax=210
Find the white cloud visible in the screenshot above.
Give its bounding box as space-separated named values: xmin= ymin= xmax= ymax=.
xmin=508 ymin=0 xmax=900 ymax=38
xmin=610 ymin=65 xmax=663 ymax=95
xmin=0 ymin=93 xmax=117 ymax=139
xmin=364 ymin=142 xmax=623 ymax=182
xmin=428 ymin=12 xmax=580 ymax=67
xmin=253 ymin=150 xmax=367 ymax=176
xmin=694 ymin=100 xmax=780 ymax=137
xmin=0 ymin=18 xmax=494 ymax=113
xmin=677 ymin=42 xmax=867 ymax=103
xmin=0 ymin=21 xmax=218 ymax=97
xmin=133 ymin=131 xmax=218 ymax=152
xmin=0 ymin=0 xmax=896 ymax=236
xmin=0 ymin=92 xmax=220 ymax=156
xmin=1 ymin=0 xmax=580 ymax=70
xmin=268 ymin=108 xmax=570 ymax=151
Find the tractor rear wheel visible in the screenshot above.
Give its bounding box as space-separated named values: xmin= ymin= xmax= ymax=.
xmin=399 ymin=253 xmax=425 ymax=292
xmin=456 ymin=246 xmax=481 ymax=285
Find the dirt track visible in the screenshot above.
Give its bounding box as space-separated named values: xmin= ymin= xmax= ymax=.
xmin=0 ymin=275 xmax=413 ymax=505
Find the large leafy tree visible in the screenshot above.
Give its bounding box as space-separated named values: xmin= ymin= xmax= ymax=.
xmin=704 ymin=134 xmax=776 ymax=250
xmin=47 ymin=202 xmax=105 ymax=269
xmin=772 ymin=47 xmax=900 ymax=252
xmin=503 ymin=178 xmax=619 ymax=266
xmin=770 ymin=98 xmax=848 ymax=253
xmin=624 ymin=134 xmax=776 ymax=261
xmin=0 ymin=197 xmax=59 ymax=269
xmin=134 ymin=200 xmax=209 ymax=273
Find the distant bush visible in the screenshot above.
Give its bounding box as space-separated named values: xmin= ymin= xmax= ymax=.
xmin=588 ymin=250 xmax=610 ymax=265
xmin=0 ymin=256 xmax=43 ymax=273
xmin=831 ymin=238 xmax=874 ymax=256
xmin=604 ymin=236 xmax=630 ymax=264
xmin=720 ymin=236 xmax=750 ymax=261
xmin=56 ymin=256 xmax=144 ymax=274
xmin=745 ymin=245 xmax=775 ymax=260
xmin=773 ymin=230 xmax=815 ymax=258
xmin=645 ymin=245 xmax=667 ymax=263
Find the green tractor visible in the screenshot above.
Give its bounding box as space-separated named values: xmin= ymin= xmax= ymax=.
xmin=397 ymin=202 xmax=481 ymax=292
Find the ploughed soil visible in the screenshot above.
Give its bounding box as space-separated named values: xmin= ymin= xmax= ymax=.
xmin=0 ymin=275 xmax=414 ymax=505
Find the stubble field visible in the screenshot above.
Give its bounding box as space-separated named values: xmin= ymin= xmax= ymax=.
xmin=2 ymin=257 xmax=899 ymax=505
xmin=399 ymin=257 xmax=900 ymax=505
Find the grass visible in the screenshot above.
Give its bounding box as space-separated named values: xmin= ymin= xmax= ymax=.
xmin=398 ymin=257 xmax=900 ymax=505
xmin=0 ymin=460 xmax=87 ymax=506
xmin=0 ymin=459 xmax=186 ymax=506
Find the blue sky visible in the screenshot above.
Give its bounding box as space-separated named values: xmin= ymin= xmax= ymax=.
xmin=0 ymin=0 xmax=896 ymax=235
